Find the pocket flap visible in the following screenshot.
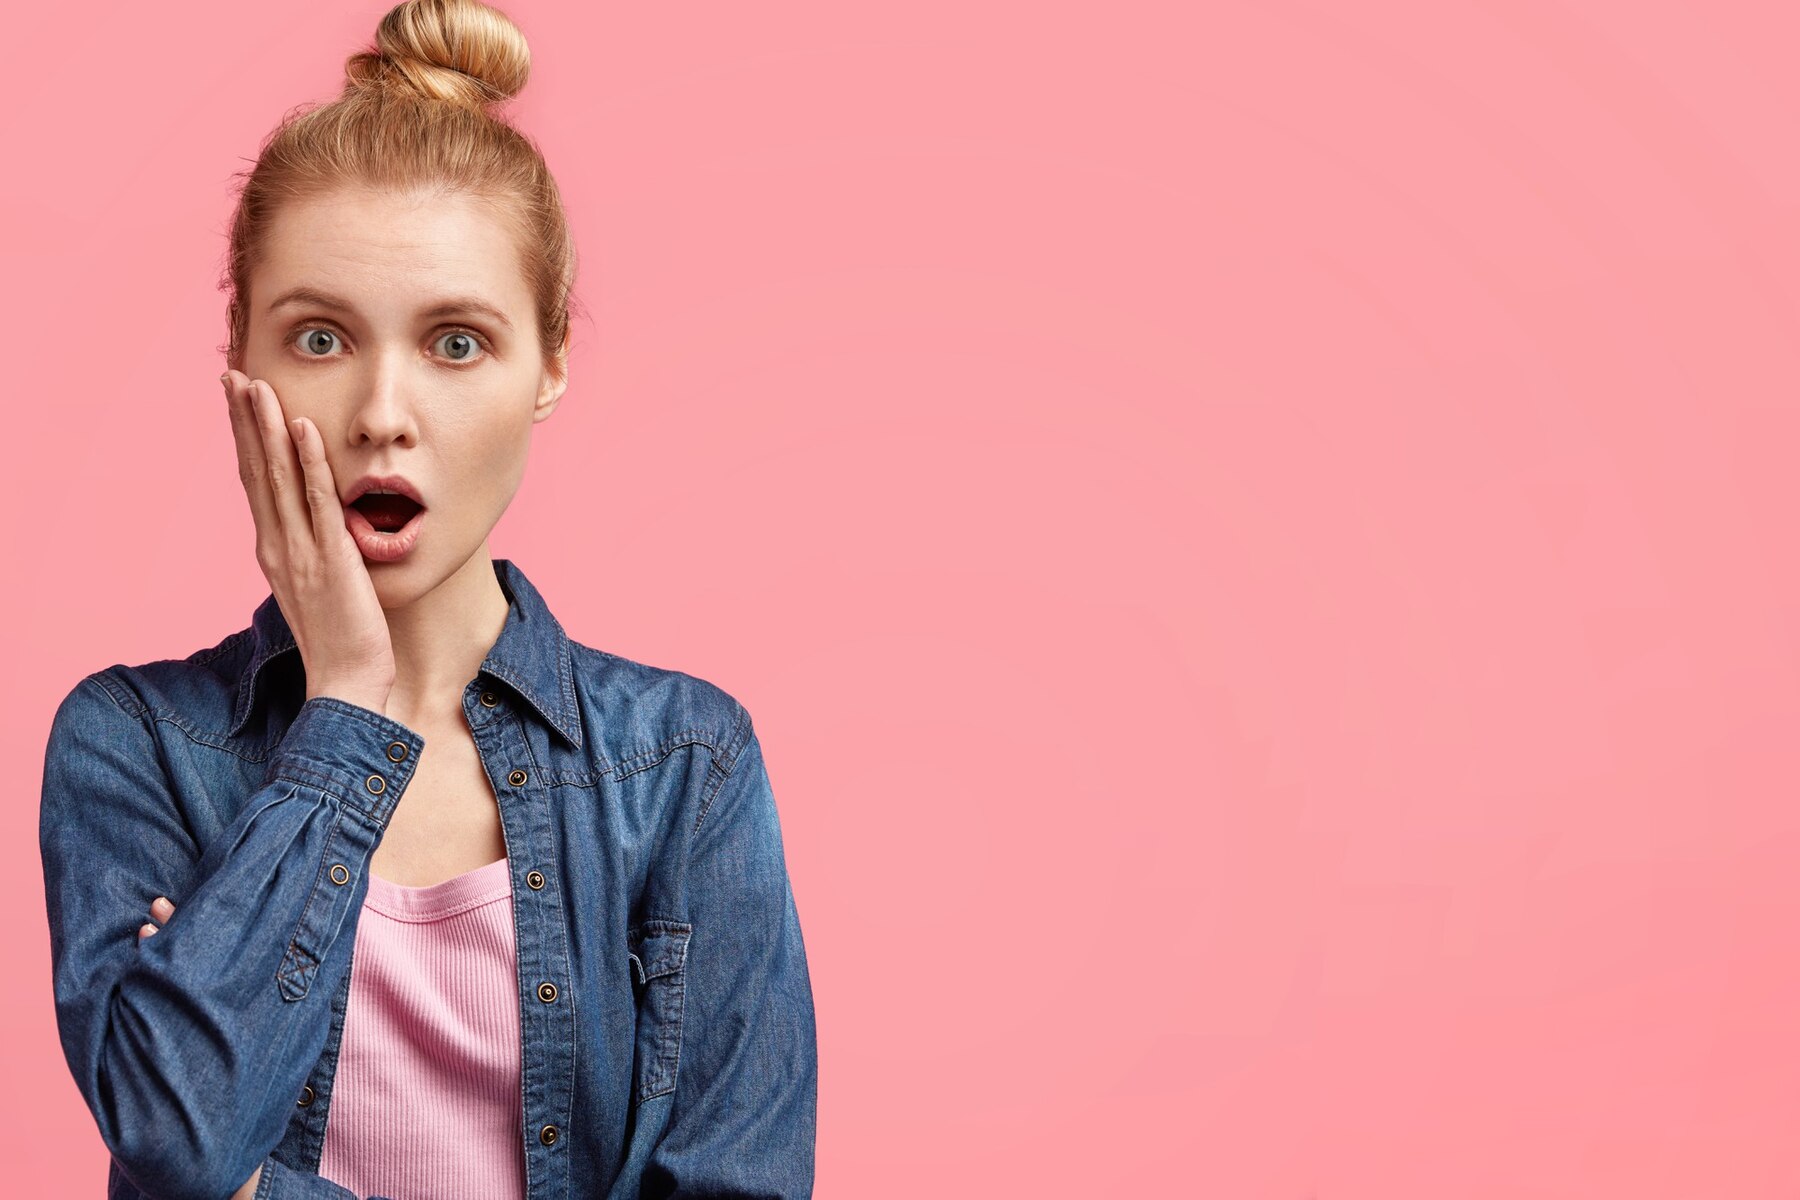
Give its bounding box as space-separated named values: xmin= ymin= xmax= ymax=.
xmin=627 ymin=919 xmax=693 ymax=984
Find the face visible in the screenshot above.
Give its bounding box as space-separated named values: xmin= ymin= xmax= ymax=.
xmin=240 ymin=184 xmax=566 ymax=603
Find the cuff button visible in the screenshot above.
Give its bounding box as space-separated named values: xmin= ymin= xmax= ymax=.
xmin=386 ymin=741 xmax=408 ymax=762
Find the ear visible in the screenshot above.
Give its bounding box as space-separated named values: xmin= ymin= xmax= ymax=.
xmin=533 ymin=366 xmax=568 ymax=424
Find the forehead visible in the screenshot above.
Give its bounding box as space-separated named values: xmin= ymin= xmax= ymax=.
xmin=255 ymin=186 xmax=529 ymax=316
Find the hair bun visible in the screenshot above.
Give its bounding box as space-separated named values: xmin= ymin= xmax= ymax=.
xmin=344 ymin=0 xmax=531 ymax=109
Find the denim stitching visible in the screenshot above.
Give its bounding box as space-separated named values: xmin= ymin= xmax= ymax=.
xmin=692 ymin=703 xmax=754 ymax=838
xmin=274 ymin=798 xmax=344 ymax=1001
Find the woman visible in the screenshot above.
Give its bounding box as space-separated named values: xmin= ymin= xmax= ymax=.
xmin=37 ymin=2 xmax=818 ymax=1197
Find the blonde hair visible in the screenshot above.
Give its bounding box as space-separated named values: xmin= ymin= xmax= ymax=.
xmin=219 ymin=0 xmax=583 ymax=381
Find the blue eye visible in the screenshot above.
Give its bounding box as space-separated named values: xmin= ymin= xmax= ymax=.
xmin=436 ymin=330 xmax=485 ymax=362
xmin=297 ymin=328 xmax=340 ymax=356
xmin=286 ymin=324 xmax=490 ymax=365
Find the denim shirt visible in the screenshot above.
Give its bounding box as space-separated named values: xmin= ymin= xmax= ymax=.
xmin=38 ymin=558 xmax=817 ymax=1200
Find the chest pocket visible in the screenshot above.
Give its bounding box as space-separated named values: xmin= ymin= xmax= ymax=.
xmin=626 ymin=919 xmax=694 ymax=1105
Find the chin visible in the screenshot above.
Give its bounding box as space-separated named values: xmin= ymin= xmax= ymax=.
xmin=366 ymin=555 xmax=435 ymax=606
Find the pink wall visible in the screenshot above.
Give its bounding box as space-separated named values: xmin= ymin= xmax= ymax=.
xmin=9 ymin=0 xmax=1800 ymax=1195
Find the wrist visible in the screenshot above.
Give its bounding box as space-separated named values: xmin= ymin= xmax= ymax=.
xmin=306 ymin=684 xmax=391 ymax=715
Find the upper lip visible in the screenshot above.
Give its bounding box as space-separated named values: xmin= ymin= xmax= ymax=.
xmin=344 ymin=473 xmax=427 ymax=507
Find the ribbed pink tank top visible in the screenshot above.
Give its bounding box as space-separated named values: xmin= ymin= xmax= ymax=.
xmin=318 ymin=856 xmax=526 ymax=1200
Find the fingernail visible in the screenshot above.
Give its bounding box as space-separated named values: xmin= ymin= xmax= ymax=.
xmin=151 ymin=897 xmax=171 ymax=917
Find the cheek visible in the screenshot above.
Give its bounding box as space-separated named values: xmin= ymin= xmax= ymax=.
xmin=447 ymin=423 xmax=531 ymax=501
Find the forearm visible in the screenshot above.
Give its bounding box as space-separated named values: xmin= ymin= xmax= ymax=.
xmin=43 ymin=683 xmax=424 ymax=1200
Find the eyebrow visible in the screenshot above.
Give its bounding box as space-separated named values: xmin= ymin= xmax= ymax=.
xmin=264 ymin=285 xmax=515 ymax=333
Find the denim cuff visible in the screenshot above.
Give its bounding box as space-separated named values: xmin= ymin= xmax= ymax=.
xmin=253 ymin=1155 xmax=362 ymax=1199
xmin=261 ymin=696 xmax=426 ymax=829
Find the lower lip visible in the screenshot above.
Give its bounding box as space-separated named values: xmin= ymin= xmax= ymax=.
xmin=345 ymin=504 xmax=427 ymax=562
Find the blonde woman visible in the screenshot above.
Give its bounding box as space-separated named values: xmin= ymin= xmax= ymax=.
xmin=38 ymin=3 xmax=817 ymax=1197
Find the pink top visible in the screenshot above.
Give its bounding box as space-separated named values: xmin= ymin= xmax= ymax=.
xmin=318 ymin=856 xmax=526 ymax=1200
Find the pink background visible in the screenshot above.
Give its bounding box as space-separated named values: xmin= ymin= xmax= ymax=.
xmin=7 ymin=0 xmax=1800 ymax=1195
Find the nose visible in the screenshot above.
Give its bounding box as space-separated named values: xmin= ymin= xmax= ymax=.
xmin=346 ymin=357 xmax=420 ymax=448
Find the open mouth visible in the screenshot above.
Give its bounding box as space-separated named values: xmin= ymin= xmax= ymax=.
xmin=349 ymin=493 xmax=426 ymax=534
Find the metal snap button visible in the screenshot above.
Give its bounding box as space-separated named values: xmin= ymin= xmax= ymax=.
xmin=508 ymin=769 xmax=528 ymax=787
xmin=539 ymin=1124 xmax=559 ymax=1146
xmin=386 ymin=741 xmax=408 ymax=762
xmin=480 ymin=690 xmax=499 ymax=707
xmin=538 ymin=981 xmax=558 ymax=1003
xmin=297 ymin=1085 xmax=314 ymax=1107
xmin=365 ymin=774 xmax=386 ymax=795
xmin=329 ymin=864 xmax=350 ymax=885
xmin=526 ymin=870 xmax=545 ymax=890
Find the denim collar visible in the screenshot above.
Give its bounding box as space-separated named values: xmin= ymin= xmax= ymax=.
xmin=229 ymin=557 xmax=583 ymax=749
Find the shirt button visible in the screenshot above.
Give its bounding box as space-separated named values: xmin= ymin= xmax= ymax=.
xmin=538 ymin=981 xmax=558 ymax=1003
xmin=329 ymin=864 xmax=350 ymax=885
xmin=526 ymin=870 xmax=545 ymax=890
xmin=296 ymin=1085 xmax=314 ymax=1107
xmin=479 ymin=690 xmax=499 ymax=707
xmin=539 ymin=1124 xmax=559 ymax=1146
xmin=508 ymin=769 xmax=528 ymax=787
xmin=365 ymin=774 xmax=387 ymax=795
xmin=386 ymin=741 xmax=408 ymax=763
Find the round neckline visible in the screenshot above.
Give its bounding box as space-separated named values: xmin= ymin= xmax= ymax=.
xmin=364 ymin=856 xmax=512 ymax=922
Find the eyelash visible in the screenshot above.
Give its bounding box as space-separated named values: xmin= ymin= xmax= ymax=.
xmin=284 ymin=322 xmax=493 ymax=365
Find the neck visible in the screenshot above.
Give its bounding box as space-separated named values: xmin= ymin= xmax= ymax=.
xmin=378 ymin=545 xmax=511 ymax=727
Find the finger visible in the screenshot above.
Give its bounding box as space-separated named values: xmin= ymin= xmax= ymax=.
xmin=151 ymin=896 xmax=173 ymax=921
xmin=290 ymin=417 xmax=349 ymax=547
xmin=138 ymin=922 xmax=158 ymax=940
xmin=224 ymin=371 xmax=280 ymax=543
xmin=248 ymin=379 xmax=311 ymax=545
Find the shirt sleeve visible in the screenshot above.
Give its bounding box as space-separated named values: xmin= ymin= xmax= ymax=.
xmin=39 ymin=672 xmax=426 ymax=1200
xmin=250 ymin=1154 xmax=397 ymax=1199
xmin=641 ymin=704 xmax=819 ymax=1197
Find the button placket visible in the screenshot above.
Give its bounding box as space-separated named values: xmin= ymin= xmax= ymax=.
xmin=470 ymin=687 xmax=572 ymax=1172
